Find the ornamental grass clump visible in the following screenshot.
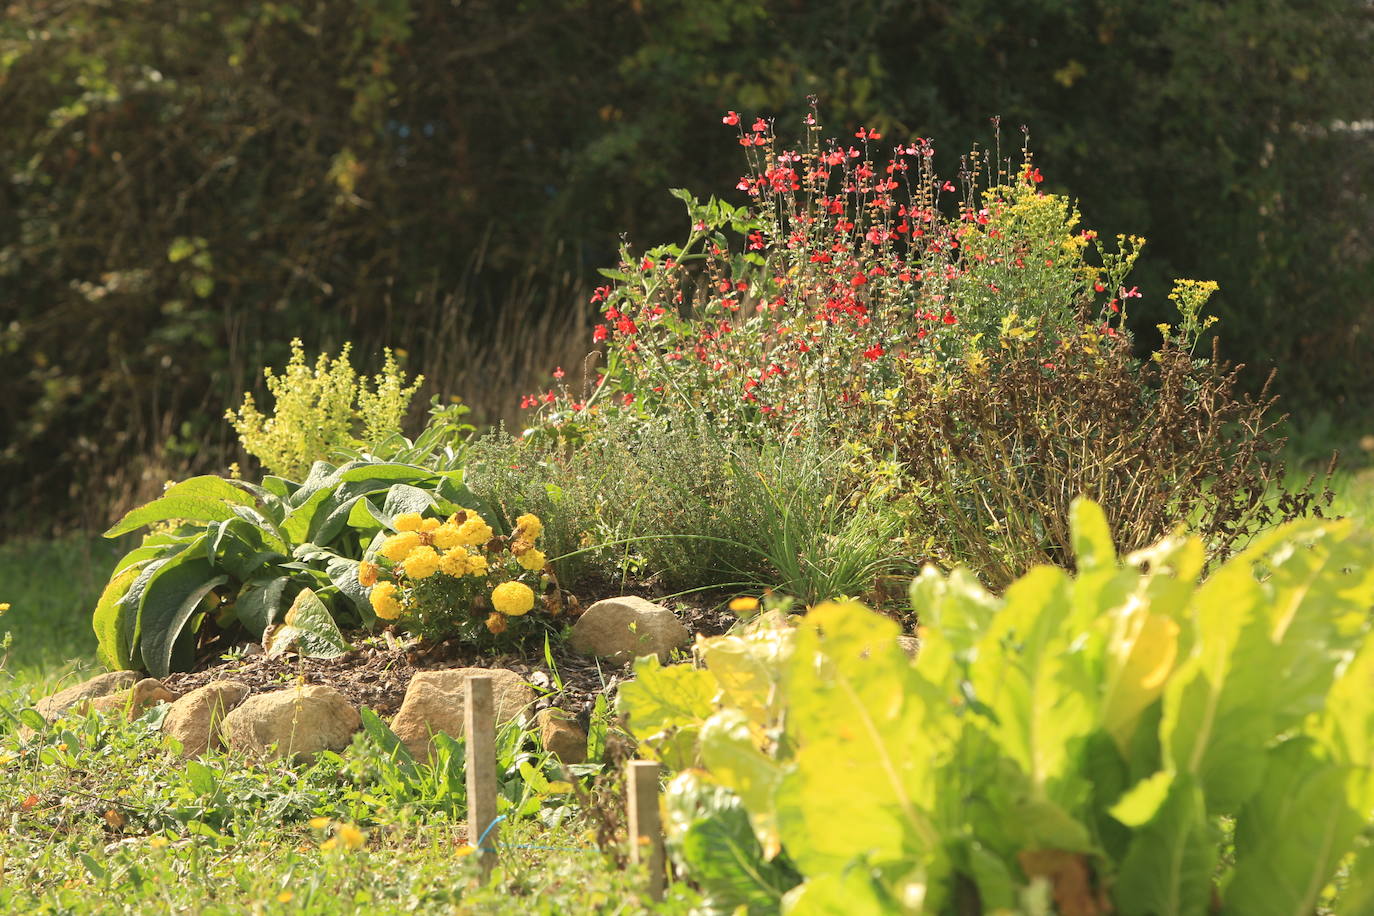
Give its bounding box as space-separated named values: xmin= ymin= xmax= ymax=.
xmin=366 ymin=509 xmax=559 ymax=647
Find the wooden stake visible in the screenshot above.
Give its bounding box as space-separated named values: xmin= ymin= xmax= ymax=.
xmin=465 ymin=675 xmax=498 ymax=876
xmin=627 ymin=760 xmax=664 ymax=901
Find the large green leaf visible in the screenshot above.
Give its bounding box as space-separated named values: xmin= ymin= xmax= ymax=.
xmin=92 ymin=562 xmax=146 ymax=670
xmin=1070 ymin=497 xmax=1116 ymax=571
xmin=1114 ymin=776 xmax=1215 ymax=916
xmin=665 ymin=772 xmax=799 ymax=916
xmin=781 ymin=869 xmax=890 ymax=916
xmin=104 ymin=476 xmax=257 ymax=537
xmin=233 ymin=576 xmax=294 ymax=639
xmin=136 ymin=554 xmax=227 ymax=678
xmin=909 ymin=564 xmax=1002 ymax=656
xmin=208 ymin=518 xmax=287 ymax=581
xmin=282 ymin=462 xmax=435 ymax=543
xmin=1224 ymin=738 xmax=1364 ymax=916
xmin=263 ymin=588 xmax=350 ymax=659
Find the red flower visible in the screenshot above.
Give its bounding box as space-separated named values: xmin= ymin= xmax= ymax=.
xmin=553 ymin=366 xmax=565 ymax=379
xmin=722 ymin=111 xmax=740 ymax=126
xmin=543 ymin=390 xmax=555 ymax=403
xmin=751 ymin=117 xmax=769 ymax=133
xmin=592 ymin=324 xmax=608 ymax=342
xmin=863 ymin=345 xmax=884 ymax=361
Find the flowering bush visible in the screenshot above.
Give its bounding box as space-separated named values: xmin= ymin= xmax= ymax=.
xmin=365 ymin=509 xmax=559 ymax=646
xmin=525 ymin=104 xmax=1143 ymax=440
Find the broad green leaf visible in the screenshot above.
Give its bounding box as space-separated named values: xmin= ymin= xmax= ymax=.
xmin=972 ymin=565 xmax=1093 ymax=792
xmin=908 ymin=565 xmax=1002 ymax=654
xmin=136 ymin=553 xmax=226 ymax=678
xmin=1109 ymin=770 xmax=1174 ymax=828
xmin=92 ymin=563 xmax=145 ymax=670
xmin=1070 ymin=497 xmax=1116 ymax=571
xmin=1114 ymin=776 xmax=1215 ymax=916
xmin=1101 ymin=604 xmax=1181 ymax=753
xmin=777 ymin=602 xmax=939 ymax=875
xmin=104 ymin=476 xmax=257 ymax=537
xmin=782 ymin=870 xmax=890 ymax=916
xmin=1225 ymin=738 xmax=1364 ymax=916
xmin=379 ymin=483 xmax=439 ymax=524
xmin=617 ymin=655 xmax=718 ymax=743
xmin=665 ymin=772 xmax=799 ymax=915
xmin=233 ymin=576 xmax=293 ymax=639
xmin=700 ymin=709 xmax=785 ymax=856
xmin=119 ymin=556 xmax=174 ymax=663
xmin=699 ymin=632 xmax=792 ymax=727
xmin=264 ymin=588 xmax=350 ymax=659
xmin=358 ymin=707 xmax=418 ymax=776
xmin=1336 ymin=839 xmax=1374 ymax=915
xmin=208 ymin=518 xmax=286 ymax=581
xmin=326 ymin=556 xmax=374 ymax=624
xmin=185 ymin=759 xmax=217 ymax=796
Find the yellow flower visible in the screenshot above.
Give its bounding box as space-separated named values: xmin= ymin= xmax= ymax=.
xmin=277 ymin=891 xmax=294 ymax=904
xmin=456 ymin=516 xmax=494 ymax=547
xmin=357 ymin=561 xmax=378 ymax=587
xmin=491 ymin=581 xmax=535 ymax=616
xmin=514 ymin=513 xmax=543 ymax=540
xmin=438 ymin=548 xmax=470 ymax=578
xmin=393 ymin=512 xmax=425 ymax=532
xmin=309 ymin=817 xmax=331 ymax=830
xmin=149 ymin=836 xmax=168 ymax=849
xmin=485 ymin=612 xmax=508 ymax=635
xmin=402 ymin=546 xmax=441 ymax=579
xmin=337 ymin=823 xmax=366 ymax=850
xmin=0 ymin=603 xmax=10 ymax=612
xmin=369 ymin=582 xmax=403 ymax=620
xmin=380 ymin=531 xmax=422 ymax=561
xmin=515 ymin=548 xmax=546 ymax=572
xmin=431 ymin=522 xmax=463 ymax=550
xmin=464 ymin=553 xmax=489 ymax=577
xmin=728 ymin=596 xmax=759 ymax=614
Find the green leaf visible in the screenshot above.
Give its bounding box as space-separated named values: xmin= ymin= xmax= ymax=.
xmin=358 ymin=706 xmax=418 ymax=776
xmin=1224 ymin=738 xmax=1364 ymax=916
xmin=1070 ymin=497 xmax=1116 ymax=571
xmin=263 ymin=588 xmax=350 ymax=659
xmin=617 ymin=655 xmax=718 ymax=744
xmin=1110 ymin=770 xmax=1174 ymax=827
xmin=136 ymin=553 xmax=226 ymax=678
xmin=93 ymin=562 xmax=146 ymax=670
xmin=782 ymin=870 xmax=889 ymax=916
xmin=233 ymin=576 xmax=293 ymax=639
xmin=185 ymin=760 xmax=218 ymax=796
xmin=326 ymin=556 xmax=374 ymax=625
xmin=1114 ymin=776 xmax=1215 ymax=916
xmin=586 ymin=693 xmax=608 ymax=762
xmin=666 ymin=772 xmax=799 ymax=915
xmin=379 ymin=483 xmax=438 ymax=524
xmin=104 ymin=476 xmax=256 ymax=537
xmin=909 ymin=565 xmax=1002 ymax=655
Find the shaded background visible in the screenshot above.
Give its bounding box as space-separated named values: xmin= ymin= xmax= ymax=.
xmin=2 ymin=0 xmax=1371 ymax=536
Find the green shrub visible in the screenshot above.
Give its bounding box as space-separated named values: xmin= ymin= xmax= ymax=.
xmin=225 ymin=339 xmax=422 ymax=480
xmin=620 ymin=501 xmax=1374 ymax=912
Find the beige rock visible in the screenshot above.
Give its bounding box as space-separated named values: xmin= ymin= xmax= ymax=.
xmin=390 ymin=668 xmax=536 ymax=764
xmin=86 ymin=678 xmax=176 ymax=720
xmin=220 ymin=685 xmax=359 ymax=761
xmin=35 ymin=670 xmax=141 ymax=721
xmin=536 ymin=708 xmax=588 ymax=764
xmin=568 ymin=596 xmax=690 ymax=665
xmin=162 ymin=680 xmax=251 ymax=757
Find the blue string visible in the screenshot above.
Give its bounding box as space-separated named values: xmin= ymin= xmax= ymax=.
xmin=473 ymin=813 xmax=600 ymax=854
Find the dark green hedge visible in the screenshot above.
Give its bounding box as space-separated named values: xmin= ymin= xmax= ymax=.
xmin=2 ymin=0 xmax=1370 ymax=533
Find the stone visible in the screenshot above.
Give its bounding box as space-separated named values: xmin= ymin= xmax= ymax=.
xmin=567 ymin=596 xmax=691 ymax=665
xmin=390 ymin=668 xmax=536 ymax=764
xmin=162 ymin=680 xmax=251 ymax=757
xmin=897 ymin=635 xmax=921 ymax=660
xmin=35 ymin=670 xmax=141 ymax=721
xmin=536 ymin=708 xmax=588 ymax=764
xmin=86 ymin=678 xmax=176 ymax=720
xmin=220 ymin=685 xmax=359 ymax=761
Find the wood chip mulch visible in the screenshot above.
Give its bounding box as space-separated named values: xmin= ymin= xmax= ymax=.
xmin=160 ymin=597 xmax=736 ymax=728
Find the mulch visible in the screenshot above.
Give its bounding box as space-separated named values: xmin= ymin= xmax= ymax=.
xmin=160 ymin=592 xmax=737 ymax=726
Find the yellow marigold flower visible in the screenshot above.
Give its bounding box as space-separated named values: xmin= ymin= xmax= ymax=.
xmin=402 ymin=546 xmax=441 ymax=579
xmin=308 ymin=817 xmax=331 ymax=830
xmin=431 ymin=522 xmax=463 ymax=550
xmin=337 ymin=823 xmax=366 ymax=850
xmin=420 ymin=517 xmax=440 ymax=533
xmin=491 ymin=581 xmax=535 ymax=616
xmin=485 ymin=612 xmax=508 ymax=635
xmin=370 ymin=582 xmax=403 ymax=620
xmin=515 ymin=548 xmax=546 ymax=572
xmin=357 ymin=561 xmax=379 ymax=587
xmin=438 ymin=548 xmax=470 ymax=578
xmin=464 ymin=552 xmax=489 ymax=577
xmin=728 ymin=596 xmax=759 ymax=613
xmin=394 ymin=512 xmax=425 ymax=532
xmin=0 ymin=603 xmax=10 ymax=612
xmin=514 ymin=513 xmax=543 ymax=540
xmin=380 ymin=531 xmax=422 ymax=561
xmin=456 ymin=516 xmax=494 ymax=547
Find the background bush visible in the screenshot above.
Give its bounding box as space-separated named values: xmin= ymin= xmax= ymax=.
xmin=2 ymin=0 xmax=1370 ymax=534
